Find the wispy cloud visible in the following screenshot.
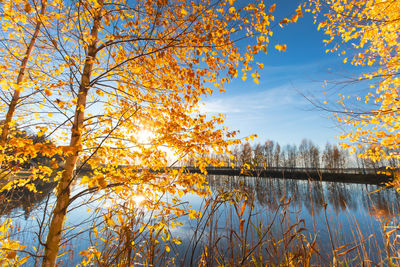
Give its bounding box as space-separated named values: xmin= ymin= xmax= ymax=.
xmin=200 ymin=83 xmax=308 ymax=115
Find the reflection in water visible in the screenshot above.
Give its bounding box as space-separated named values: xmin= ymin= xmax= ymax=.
xmin=304 ymin=181 xmax=324 ymax=216
xmin=207 ymin=175 xmax=400 ymax=220
xmin=0 ymin=180 xmax=56 ymax=219
xmin=205 ymin=176 xmax=400 ymax=265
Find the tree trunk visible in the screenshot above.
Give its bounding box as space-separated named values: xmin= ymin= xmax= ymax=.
xmin=41 ymin=1 xmax=103 ymax=266
xmin=0 ymin=1 xmax=47 ymax=160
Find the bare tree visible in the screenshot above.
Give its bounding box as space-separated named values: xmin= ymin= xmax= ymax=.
xmin=253 ymin=143 xmax=265 ymax=168
xmin=286 ymin=144 xmax=297 ymax=169
xmin=240 ymin=142 xmax=253 ymax=166
xmin=274 ymin=143 xmax=281 ymax=168
xmin=323 ymin=143 xmax=348 ymax=171
xmin=264 ymin=140 xmax=275 ymax=168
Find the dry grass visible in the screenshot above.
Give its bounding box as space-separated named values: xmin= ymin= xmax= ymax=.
xmin=81 ymin=177 xmax=400 ymax=266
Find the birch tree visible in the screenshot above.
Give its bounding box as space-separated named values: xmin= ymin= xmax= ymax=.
xmin=1 ymin=0 xmax=299 ymax=265
xmin=312 ymin=0 xmax=400 ymax=174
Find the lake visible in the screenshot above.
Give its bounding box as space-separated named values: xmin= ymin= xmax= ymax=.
xmin=2 ymin=175 xmax=400 ymax=266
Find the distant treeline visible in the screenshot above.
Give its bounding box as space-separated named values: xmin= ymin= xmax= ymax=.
xmin=187 ymin=139 xmax=399 ymax=172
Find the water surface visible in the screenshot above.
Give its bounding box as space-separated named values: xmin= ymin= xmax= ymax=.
xmin=2 ymin=175 xmax=400 ymax=265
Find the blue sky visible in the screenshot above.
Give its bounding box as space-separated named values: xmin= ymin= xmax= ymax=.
xmin=201 ymin=0 xmax=355 ymax=148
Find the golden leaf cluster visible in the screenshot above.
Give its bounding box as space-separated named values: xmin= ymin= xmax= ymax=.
xmin=0 ymin=0 xmax=294 ymax=264
xmin=312 ymin=0 xmax=400 ymax=167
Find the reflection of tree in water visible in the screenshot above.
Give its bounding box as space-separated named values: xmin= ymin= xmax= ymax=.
xmin=326 ymin=182 xmax=355 ymax=214
xmin=207 ymin=176 xmax=400 ymax=219
xmin=361 ymin=184 xmax=400 ymax=219
xmin=274 ymin=178 xmax=285 ymax=203
xmin=287 ymin=179 xmax=301 ymax=210
xmin=0 ymin=181 xmax=56 ymax=219
xmin=4 ymin=176 xmax=400 ymax=221
xmin=303 ymin=181 xmax=324 ymax=216
xmin=257 ymin=178 xmax=278 ymax=210
xmin=254 ymin=177 xmax=268 ymax=207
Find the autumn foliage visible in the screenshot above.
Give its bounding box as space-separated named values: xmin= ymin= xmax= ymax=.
xmin=2 ymin=0 xmax=399 ymax=265
xmin=312 ymin=0 xmax=400 ymax=172
xmin=0 ymin=0 xmax=302 ymax=265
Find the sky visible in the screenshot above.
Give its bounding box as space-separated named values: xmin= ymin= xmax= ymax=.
xmin=200 ymin=0 xmax=358 ymax=148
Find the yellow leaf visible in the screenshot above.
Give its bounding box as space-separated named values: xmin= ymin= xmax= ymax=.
xmin=6 ymin=250 xmax=17 ymax=259
xmin=275 ymin=44 xmax=286 ymax=52
xmin=107 ymin=218 xmax=115 ymax=227
xmin=24 ymin=2 xmax=32 ymax=13
xmin=279 ymin=18 xmax=289 ymax=27
xmin=96 ymin=89 xmax=104 ymax=96
xmin=181 ymin=8 xmax=187 ymax=16
xmin=240 ymin=202 xmax=246 ymax=216
xmin=269 ymin=3 xmax=276 ymax=13
xmin=0 ymin=80 xmax=9 ymax=90
xmin=44 ymin=89 xmax=52 ymax=96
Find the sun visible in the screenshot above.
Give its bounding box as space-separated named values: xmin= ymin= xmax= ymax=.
xmin=134 ymin=128 xmax=180 ymax=166
xmin=130 ymin=194 xmax=146 ymax=206
xmin=136 ymin=129 xmax=153 ymax=144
